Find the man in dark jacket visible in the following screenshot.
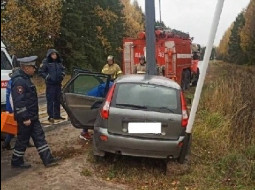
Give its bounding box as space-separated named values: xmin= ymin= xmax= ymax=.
xmin=39 ymin=49 xmax=65 ymax=122
xmin=11 ymin=56 xmax=59 ymax=168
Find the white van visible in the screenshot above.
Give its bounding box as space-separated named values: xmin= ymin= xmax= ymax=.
xmin=1 ymin=41 xmax=13 ymax=109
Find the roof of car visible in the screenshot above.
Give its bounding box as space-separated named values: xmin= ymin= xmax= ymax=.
xmin=115 ymin=74 xmax=181 ymax=90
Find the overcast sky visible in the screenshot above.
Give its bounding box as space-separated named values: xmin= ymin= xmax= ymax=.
xmin=131 ymin=0 xmax=250 ymax=46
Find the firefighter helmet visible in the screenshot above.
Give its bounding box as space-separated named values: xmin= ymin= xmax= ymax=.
xmin=107 ymin=55 xmax=114 ymax=62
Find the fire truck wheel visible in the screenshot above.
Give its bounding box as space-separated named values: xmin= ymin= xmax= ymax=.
xmin=181 ymin=70 xmax=190 ymax=90
xmin=185 ymin=70 xmax=191 ymax=90
xmin=181 ymin=71 xmax=186 ymax=90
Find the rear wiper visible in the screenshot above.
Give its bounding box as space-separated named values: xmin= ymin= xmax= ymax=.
xmin=116 ymin=103 xmax=147 ymax=109
xmin=148 ymin=106 xmax=175 ymax=113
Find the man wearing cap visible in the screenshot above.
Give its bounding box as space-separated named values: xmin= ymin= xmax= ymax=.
xmin=39 ymin=49 xmax=65 ymax=123
xmin=102 ymin=55 xmax=122 ymax=81
xmin=133 ymin=55 xmax=146 ymax=74
xmin=11 ymin=56 xmax=59 ymax=168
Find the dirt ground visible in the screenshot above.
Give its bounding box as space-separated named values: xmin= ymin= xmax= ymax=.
xmin=1 ymin=123 xmax=128 ymax=190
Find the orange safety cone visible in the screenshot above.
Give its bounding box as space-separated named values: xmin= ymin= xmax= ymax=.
xmin=1 ymin=112 xmax=17 ymax=135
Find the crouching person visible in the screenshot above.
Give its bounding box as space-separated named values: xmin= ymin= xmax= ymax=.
xmin=11 ymin=56 xmax=59 ymax=168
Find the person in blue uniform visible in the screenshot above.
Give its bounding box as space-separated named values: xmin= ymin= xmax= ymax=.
xmin=11 ymin=56 xmax=59 ymax=168
xmin=39 ymin=49 xmax=65 ymax=123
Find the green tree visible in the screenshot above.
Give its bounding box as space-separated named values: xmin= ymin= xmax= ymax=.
xmin=228 ymin=12 xmax=247 ymax=64
xmin=240 ymin=0 xmax=255 ymax=65
xmin=1 ymin=0 xmax=62 ymax=59
xmin=57 ymin=0 xmax=144 ymax=72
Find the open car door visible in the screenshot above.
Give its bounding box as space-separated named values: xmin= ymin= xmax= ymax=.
xmin=61 ymin=71 xmax=111 ymax=129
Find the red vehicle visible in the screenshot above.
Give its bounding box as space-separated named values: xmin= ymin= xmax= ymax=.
xmin=122 ymin=29 xmax=200 ymax=89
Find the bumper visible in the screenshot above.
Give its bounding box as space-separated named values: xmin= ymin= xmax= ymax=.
xmin=94 ymin=127 xmax=185 ymax=159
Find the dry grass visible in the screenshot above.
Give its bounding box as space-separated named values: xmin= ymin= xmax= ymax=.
xmin=199 ymin=62 xmax=255 ymax=150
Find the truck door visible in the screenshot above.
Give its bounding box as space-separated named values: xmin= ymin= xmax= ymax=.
xmin=123 ymin=42 xmax=134 ymax=74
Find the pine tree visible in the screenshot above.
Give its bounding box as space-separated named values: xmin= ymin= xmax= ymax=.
xmin=228 ymin=12 xmax=247 ymax=64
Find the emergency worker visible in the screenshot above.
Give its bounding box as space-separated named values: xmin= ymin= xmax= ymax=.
xmin=11 ymin=56 xmax=59 ymax=168
xmin=102 ymin=55 xmax=122 ymax=81
xmin=133 ymin=55 xmax=146 ymax=74
xmin=39 ymin=49 xmax=65 ymax=123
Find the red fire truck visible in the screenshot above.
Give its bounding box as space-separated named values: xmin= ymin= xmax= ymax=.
xmin=122 ymin=29 xmax=200 ymax=89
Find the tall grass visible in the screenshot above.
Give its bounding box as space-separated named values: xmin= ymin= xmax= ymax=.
xmin=193 ymin=62 xmax=255 ymax=188
xmin=198 ymin=63 xmax=255 ymax=150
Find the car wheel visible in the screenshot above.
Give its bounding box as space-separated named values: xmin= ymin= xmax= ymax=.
xmin=178 ymin=134 xmax=192 ymax=164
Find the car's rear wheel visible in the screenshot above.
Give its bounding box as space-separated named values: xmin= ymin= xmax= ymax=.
xmin=178 ymin=134 xmax=192 ymax=164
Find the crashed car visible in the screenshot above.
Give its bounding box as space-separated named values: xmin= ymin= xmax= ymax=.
xmin=61 ymin=70 xmax=190 ymax=162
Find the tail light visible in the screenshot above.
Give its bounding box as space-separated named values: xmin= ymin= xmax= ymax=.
xmin=181 ymin=91 xmax=189 ymax=127
xmin=100 ymin=84 xmax=116 ymax=119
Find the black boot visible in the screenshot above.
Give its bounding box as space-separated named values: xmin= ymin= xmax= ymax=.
xmin=44 ymin=157 xmax=61 ymax=167
xmin=2 ymin=142 xmax=14 ymax=150
xmin=11 ymin=162 xmax=31 ymax=169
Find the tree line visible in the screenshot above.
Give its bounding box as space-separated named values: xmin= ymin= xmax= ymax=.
xmin=1 ymin=0 xmax=144 ymax=72
xmin=216 ymin=0 xmax=255 ymax=65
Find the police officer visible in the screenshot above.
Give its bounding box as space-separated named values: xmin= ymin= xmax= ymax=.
xmin=102 ymin=55 xmax=122 ymax=81
xmin=133 ymin=55 xmax=146 ymax=74
xmin=39 ymin=49 xmax=65 ymax=123
xmin=11 ymin=56 xmax=59 ymax=168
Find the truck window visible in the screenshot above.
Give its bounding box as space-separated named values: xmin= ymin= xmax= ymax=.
xmin=1 ymin=51 xmax=12 ymax=70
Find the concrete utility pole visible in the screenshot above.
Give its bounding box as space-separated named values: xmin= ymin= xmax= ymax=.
xmin=145 ymin=0 xmax=157 ymax=75
xmin=179 ymin=0 xmax=226 ymax=163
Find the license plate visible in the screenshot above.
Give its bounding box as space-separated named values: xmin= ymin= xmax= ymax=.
xmin=128 ymin=122 xmax=161 ymax=134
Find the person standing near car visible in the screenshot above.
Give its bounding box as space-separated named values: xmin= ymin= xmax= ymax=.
xmin=11 ymin=56 xmax=59 ymax=168
xmin=39 ymin=49 xmax=65 ymax=123
xmin=2 ymin=67 xmax=34 ymax=150
xmin=133 ymin=55 xmax=146 ymax=74
xmin=102 ymin=55 xmax=122 ymax=81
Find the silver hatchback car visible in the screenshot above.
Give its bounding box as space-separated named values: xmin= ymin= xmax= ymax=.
xmin=61 ymin=70 xmax=190 ymax=162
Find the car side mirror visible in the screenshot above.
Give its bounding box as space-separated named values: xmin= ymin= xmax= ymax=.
xmin=91 ymin=100 xmax=103 ymax=110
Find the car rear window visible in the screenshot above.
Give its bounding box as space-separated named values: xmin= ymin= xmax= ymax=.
xmin=112 ymin=83 xmax=181 ymax=113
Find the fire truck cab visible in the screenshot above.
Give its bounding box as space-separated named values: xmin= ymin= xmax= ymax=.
xmin=123 ymin=29 xmax=199 ymax=90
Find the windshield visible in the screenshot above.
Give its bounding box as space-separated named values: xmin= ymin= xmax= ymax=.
xmin=112 ymin=83 xmax=181 ymax=113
